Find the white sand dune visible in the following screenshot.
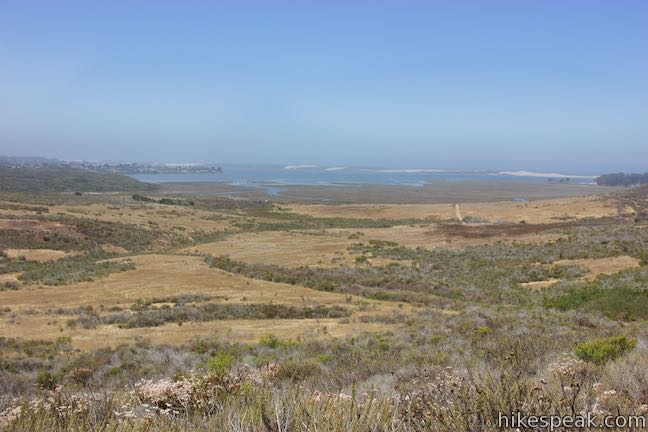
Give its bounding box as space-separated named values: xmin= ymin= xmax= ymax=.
xmin=497 ymin=170 xmax=596 ymax=179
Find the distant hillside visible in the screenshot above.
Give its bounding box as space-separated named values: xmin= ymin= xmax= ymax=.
xmin=0 ymin=155 xmax=60 ymax=165
xmin=0 ymin=166 xmax=157 ymax=192
xmin=596 ymin=172 xmax=648 ymax=187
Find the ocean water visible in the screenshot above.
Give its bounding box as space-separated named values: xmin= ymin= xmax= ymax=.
xmin=130 ymin=165 xmax=598 ymax=196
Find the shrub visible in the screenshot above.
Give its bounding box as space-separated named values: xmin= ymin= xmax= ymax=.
xmin=544 ymin=280 xmax=648 ymax=321
xmin=89 ymin=303 xmax=351 ymax=329
xmin=207 ymin=352 xmax=236 ymax=376
xmin=259 ymin=334 xmax=282 ymax=349
xmin=474 ymin=325 xmax=492 ymax=335
xmin=55 ymin=336 xmax=72 ymax=345
xmin=132 ymin=194 xmax=155 ymax=202
xmin=35 ymin=370 xmax=58 ymax=390
xmin=67 ymin=367 xmax=93 ymax=385
xmin=3 ymin=255 xmax=135 ymax=286
xmin=107 ymin=366 xmax=123 ymax=377
xmin=575 ymin=335 xmax=637 ymax=365
xmin=276 ymin=358 xmax=322 ymax=381
xmin=2 ymin=281 xmax=20 ymax=291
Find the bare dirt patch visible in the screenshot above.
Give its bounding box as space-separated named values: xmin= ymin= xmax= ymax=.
xmin=519 ymin=279 xmax=560 ymax=290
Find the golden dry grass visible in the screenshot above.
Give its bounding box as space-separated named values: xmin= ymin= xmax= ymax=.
xmin=2 ymin=248 xmax=80 ymax=262
xmin=519 ymin=279 xmax=560 ymax=290
xmin=0 ymin=272 xmax=21 ymax=284
xmin=181 ymin=231 xmax=352 ymax=266
xmin=288 ymin=196 xmax=624 ymax=224
xmin=553 ymin=255 xmax=641 ymax=281
xmin=181 ymin=224 xmax=562 ymax=269
xmin=180 ymin=231 xmax=403 ymax=267
xmin=1 ymin=314 xmax=396 ymax=351
xmin=101 ymin=244 xmax=130 ymax=254
xmin=47 ymin=202 xmax=236 ymax=232
xmin=1 ymin=254 xmax=384 ymax=308
xmin=332 ymin=226 xmax=564 ymax=249
xmin=520 ymin=255 xmax=641 ymax=289
xmin=0 ymin=254 xmax=405 ymax=350
xmin=0 ymin=218 xmax=85 ymax=239
xmin=0 ymin=191 xmax=631 ymax=352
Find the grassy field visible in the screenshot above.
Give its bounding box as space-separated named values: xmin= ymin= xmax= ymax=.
xmin=287 ymin=194 xmax=627 ymax=223
xmin=1 ymin=254 xmax=402 ymax=349
xmin=1 ymin=184 xmax=648 ymax=430
xmin=0 ymin=166 xmax=156 ymax=193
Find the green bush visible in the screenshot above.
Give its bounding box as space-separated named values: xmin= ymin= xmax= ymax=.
xmin=207 ymin=352 xmax=236 ymax=376
xmin=259 ymin=334 xmax=282 ymax=349
xmin=0 ymin=166 xmax=155 ymax=192
xmin=575 ymin=335 xmax=637 ymax=365
xmin=35 ymin=370 xmax=58 ymax=390
xmin=132 ymin=194 xmax=155 ymax=202
xmin=276 ymin=358 xmax=322 ymax=381
xmin=544 ymin=284 xmax=648 ymax=321
xmin=543 ymin=286 xmax=598 ymax=310
xmin=4 ymin=255 xmax=135 ymax=286
xmin=474 ymin=325 xmax=492 ymax=335
xmin=91 ymin=303 xmax=351 ymax=329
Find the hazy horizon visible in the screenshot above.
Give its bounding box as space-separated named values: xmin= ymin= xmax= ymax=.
xmin=1 ymin=1 xmax=647 ymax=172
xmin=0 ymin=151 xmax=642 ymax=177
xmin=0 ymin=154 xmax=616 ymax=177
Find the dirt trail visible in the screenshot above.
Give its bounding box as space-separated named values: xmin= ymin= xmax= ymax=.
xmin=454 ymin=204 xmax=463 ymax=222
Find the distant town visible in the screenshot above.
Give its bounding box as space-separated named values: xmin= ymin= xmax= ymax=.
xmin=0 ymin=156 xmax=223 ymax=175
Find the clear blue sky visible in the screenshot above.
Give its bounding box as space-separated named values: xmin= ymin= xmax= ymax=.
xmin=1 ymin=1 xmax=647 ymax=172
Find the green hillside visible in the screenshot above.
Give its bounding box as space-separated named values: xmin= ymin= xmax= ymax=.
xmin=0 ymin=166 xmax=156 ymax=192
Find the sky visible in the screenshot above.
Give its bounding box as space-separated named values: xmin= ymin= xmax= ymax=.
xmin=0 ymin=1 xmax=647 ymax=172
